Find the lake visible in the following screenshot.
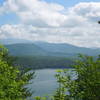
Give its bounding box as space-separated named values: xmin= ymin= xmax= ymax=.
xmin=27 ymin=69 xmax=75 ymax=100
xmin=27 ymin=69 xmax=58 ymax=99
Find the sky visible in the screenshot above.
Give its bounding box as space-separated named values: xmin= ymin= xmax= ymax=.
xmin=0 ymin=0 xmax=100 ymax=47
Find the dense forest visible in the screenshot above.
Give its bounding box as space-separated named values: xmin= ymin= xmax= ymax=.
xmin=14 ymin=56 xmax=74 ymax=69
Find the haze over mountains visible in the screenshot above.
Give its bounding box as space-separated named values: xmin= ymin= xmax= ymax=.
xmin=0 ymin=39 xmax=32 ymax=45
xmin=1 ymin=39 xmax=100 ymax=57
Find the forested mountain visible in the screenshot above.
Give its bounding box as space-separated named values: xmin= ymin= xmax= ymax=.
xmin=4 ymin=43 xmax=76 ymax=69
xmin=2 ymin=42 xmax=100 ymax=69
xmin=15 ymin=56 xmax=74 ymax=69
xmin=5 ymin=43 xmax=76 ymax=57
xmin=34 ymin=41 xmax=100 ymax=56
xmin=4 ymin=42 xmax=100 ymax=57
xmin=5 ymin=43 xmax=47 ymax=56
xmin=0 ymin=38 xmax=31 ymax=44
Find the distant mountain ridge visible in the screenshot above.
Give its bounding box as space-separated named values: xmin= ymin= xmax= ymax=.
xmin=0 ymin=38 xmax=32 ymax=44
xmin=5 ymin=43 xmax=47 ymax=56
xmin=34 ymin=41 xmax=100 ymax=56
xmin=4 ymin=42 xmax=100 ymax=57
xmin=2 ymin=41 xmax=100 ymax=69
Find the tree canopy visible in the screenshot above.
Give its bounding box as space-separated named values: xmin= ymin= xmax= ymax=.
xmin=0 ymin=45 xmax=35 ymax=100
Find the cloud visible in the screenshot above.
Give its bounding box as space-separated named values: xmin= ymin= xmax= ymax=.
xmin=1 ymin=23 xmax=100 ymax=47
xmin=70 ymin=2 xmax=100 ymax=22
xmin=1 ymin=0 xmax=67 ymax=27
xmin=1 ymin=1 xmax=100 ymax=27
xmin=0 ymin=1 xmax=100 ymax=47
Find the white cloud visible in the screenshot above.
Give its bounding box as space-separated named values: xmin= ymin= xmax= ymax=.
xmin=0 ymin=24 xmax=39 ymax=40
xmin=0 ymin=1 xmax=100 ymax=47
xmin=70 ymin=2 xmax=100 ymax=21
xmin=1 ymin=23 xmax=100 ymax=47
xmin=1 ymin=0 xmax=67 ymax=27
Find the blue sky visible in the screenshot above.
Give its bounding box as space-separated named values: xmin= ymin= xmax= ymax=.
xmin=44 ymin=0 xmax=100 ymax=7
xmin=0 ymin=13 xmax=20 ymax=25
xmin=0 ymin=0 xmax=5 ymax=6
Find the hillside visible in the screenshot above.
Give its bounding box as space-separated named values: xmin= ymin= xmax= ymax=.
xmin=3 ymin=42 xmax=100 ymax=69
xmin=5 ymin=43 xmax=76 ymax=57
xmin=5 ymin=43 xmax=47 ymax=56
xmin=15 ymin=56 xmax=74 ymax=69
xmin=35 ymin=41 xmax=100 ymax=56
xmin=5 ymin=42 xmax=100 ymax=57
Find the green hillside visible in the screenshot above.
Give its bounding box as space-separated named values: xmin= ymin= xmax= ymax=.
xmin=5 ymin=43 xmax=47 ymax=56
xmin=14 ymin=56 xmax=74 ymax=69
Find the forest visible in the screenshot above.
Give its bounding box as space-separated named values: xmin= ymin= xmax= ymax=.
xmin=14 ymin=56 xmax=74 ymax=69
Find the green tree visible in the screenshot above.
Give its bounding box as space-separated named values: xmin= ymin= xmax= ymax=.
xmin=0 ymin=45 xmax=35 ymax=100
xmin=73 ymin=55 xmax=100 ymax=100
xmin=55 ymin=55 xmax=100 ymax=100
xmin=54 ymin=70 xmax=68 ymax=100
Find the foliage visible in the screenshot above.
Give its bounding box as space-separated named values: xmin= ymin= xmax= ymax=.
xmin=54 ymin=70 xmax=68 ymax=100
xmin=72 ymin=54 xmax=100 ymax=100
xmin=54 ymin=54 xmax=100 ymax=100
xmin=0 ymin=45 xmax=35 ymax=100
xmin=34 ymin=96 xmax=53 ymax=100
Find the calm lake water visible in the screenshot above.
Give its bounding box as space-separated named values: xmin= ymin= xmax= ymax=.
xmin=27 ymin=69 xmax=75 ymax=100
xmin=27 ymin=69 xmax=58 ymax=99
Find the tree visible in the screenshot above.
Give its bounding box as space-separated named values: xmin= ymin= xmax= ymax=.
xmin=0 ymin=45 xmax=35 ymax=100
xmin=55 ymin=54 xmax=100 ymax=100
xmin=73 ymin=55 xmax=100 ymax=100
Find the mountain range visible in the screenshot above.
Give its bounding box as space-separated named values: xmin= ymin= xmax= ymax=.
xmin=3 ymin=41 xmax=100 ymax=57
xmin=1 ymin=40 xmax=100 ymax=69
